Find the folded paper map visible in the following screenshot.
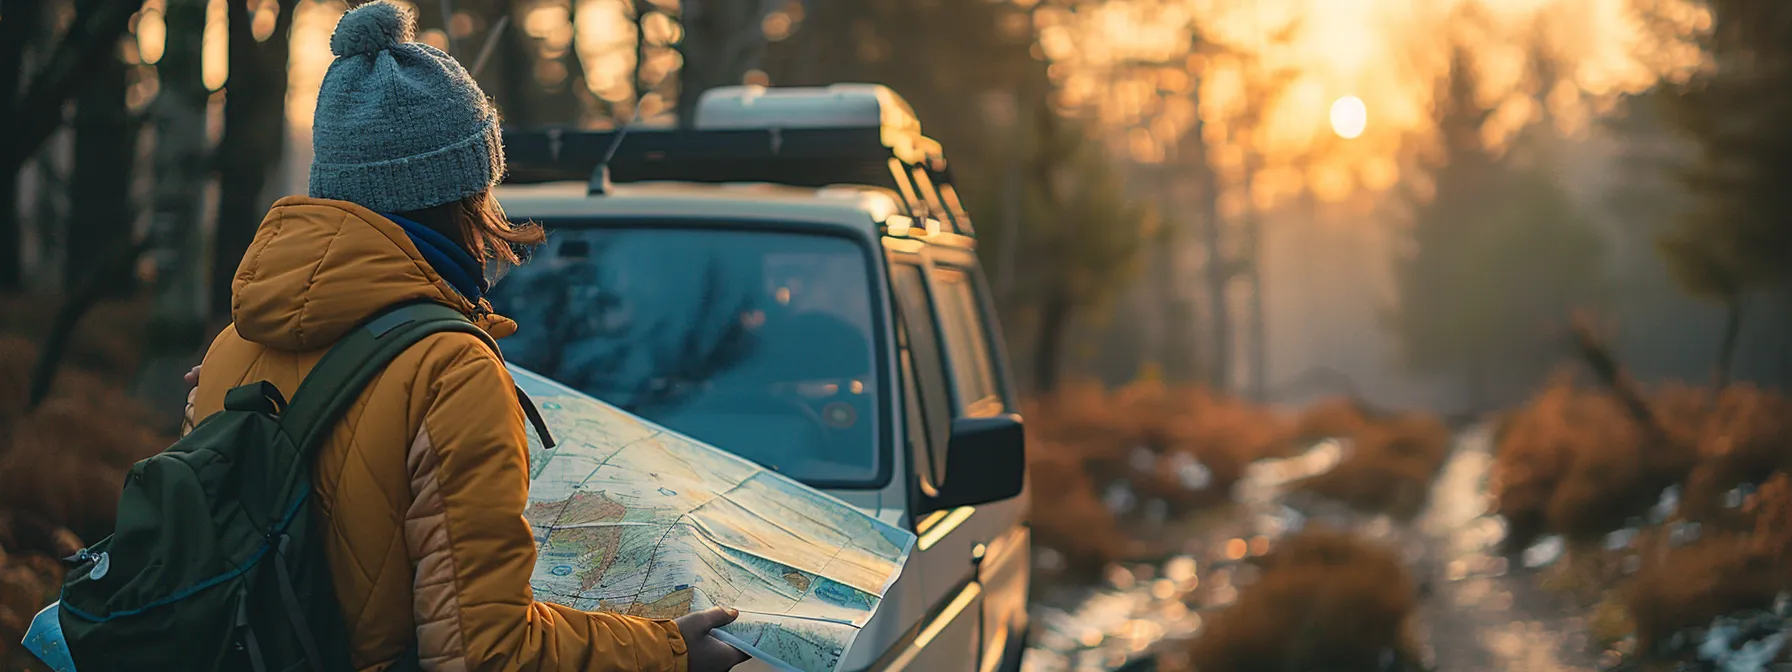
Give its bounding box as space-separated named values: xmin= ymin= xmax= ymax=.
xmin=513 ymin=366 xmax=917 ymax=672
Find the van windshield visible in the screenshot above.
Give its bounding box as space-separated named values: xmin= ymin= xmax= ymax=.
xmin=488 ymin=225 xmax=885 ymax=487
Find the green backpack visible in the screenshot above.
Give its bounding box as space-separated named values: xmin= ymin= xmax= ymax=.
xmin=55 ymin=302 xmax=553 ymax=672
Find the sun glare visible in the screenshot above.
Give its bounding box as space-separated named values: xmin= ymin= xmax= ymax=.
xmin=1330 ymin=96 xmax=1367 ymax=139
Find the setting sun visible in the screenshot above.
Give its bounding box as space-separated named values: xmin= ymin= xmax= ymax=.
xmin=1330 ymin=95 xmax=1367 ymax=139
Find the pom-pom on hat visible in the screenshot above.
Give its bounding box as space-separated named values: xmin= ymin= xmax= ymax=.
xmin=328 ymin=0 xmax=414 ymax=57
xmin=308 ymin=0 xmax=505 ymax=213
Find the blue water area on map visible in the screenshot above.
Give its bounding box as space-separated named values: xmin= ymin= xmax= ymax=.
xmin=811 ymin=578 xmax=874 ymax=610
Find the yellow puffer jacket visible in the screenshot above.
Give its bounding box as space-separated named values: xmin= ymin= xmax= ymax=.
xmin=190 ymin=197 xmax=688 ymax=672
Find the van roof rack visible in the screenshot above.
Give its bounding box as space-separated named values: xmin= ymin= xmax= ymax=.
xmin=499 ymin=84 xmax=974 ymax=237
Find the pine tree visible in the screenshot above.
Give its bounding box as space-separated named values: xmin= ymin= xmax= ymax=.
xmin=1390 ymin=46 xmax=1606 ymax=407
xmin=1655 ymin=0 xmax=1792 ymax=387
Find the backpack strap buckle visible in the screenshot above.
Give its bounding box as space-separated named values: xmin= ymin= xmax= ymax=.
xmin=224 ymin=382 xmax=289 ymax=416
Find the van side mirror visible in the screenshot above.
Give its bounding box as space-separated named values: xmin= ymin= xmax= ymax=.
xmin=922 ymin=413 xmax=1026 ymax=512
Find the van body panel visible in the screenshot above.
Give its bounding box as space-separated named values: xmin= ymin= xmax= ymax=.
xmin=978 ymin=523 xmax=1031 ymax=671
xmin=495 ymin=184 xmax=1028 ymax=672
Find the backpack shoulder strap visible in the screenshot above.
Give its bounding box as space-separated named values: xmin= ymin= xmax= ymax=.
xmin=277 ymin=302 xmax=494 ymax=453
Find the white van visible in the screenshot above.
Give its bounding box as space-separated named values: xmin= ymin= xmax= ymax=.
xmin=492 ymin=84 xmax=1031 ymax=672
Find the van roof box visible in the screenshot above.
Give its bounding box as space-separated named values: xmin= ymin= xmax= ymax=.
xmin=500 ymin=84 xmax=974 ymax=236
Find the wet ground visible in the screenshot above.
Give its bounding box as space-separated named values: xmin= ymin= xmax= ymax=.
xmin=1411 ymin=426 xmax=1602 ymax=672
xmin=1022 ymin=425 xmax=1607 ymax=672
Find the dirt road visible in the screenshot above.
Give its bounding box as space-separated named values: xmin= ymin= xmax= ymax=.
xmin=1022 ymin=425 xmax=1609 ymax=672
xmin=1411 ymin=427 xmax=1603 ymax=671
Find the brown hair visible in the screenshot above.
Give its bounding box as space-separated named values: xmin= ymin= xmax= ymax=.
xmin=398 ymin=188 xmax=545 ymax=270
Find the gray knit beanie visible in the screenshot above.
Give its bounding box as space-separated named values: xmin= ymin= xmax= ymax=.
xmin=308 ymin=0 xmax=503 ymax=212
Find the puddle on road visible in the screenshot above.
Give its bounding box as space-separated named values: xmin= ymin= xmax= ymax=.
xmin=1411 ymin=426 xmax=1600 ymax=672
xmin=1023 ymin=558 xmax=1209 ymax=672
xmin=1023 ymin=425 xmax=1606 ymax=672
xmin=1022 ymin=440 xmax=1354 ymax=671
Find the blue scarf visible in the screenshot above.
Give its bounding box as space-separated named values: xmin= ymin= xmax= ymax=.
xmin=385 ymin=213 xmax=487 ymax=302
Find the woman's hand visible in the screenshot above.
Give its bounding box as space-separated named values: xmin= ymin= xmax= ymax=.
xmin=180 ymin=365 xmax=202 ymax=437
xmin=673 ymin=607 xmax=750 ymax=672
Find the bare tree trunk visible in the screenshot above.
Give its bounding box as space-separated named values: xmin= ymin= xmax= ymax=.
xmin=676 ymin=0 xmax=768 ymax=127
xmin=212 ymin=0 xmax=295 ymax=317
xmin=1155 ymin=173 xmax=1198 ymax=383
xmin=1163 ymin=259 xmax=1201 ymax=382
xmin=412 ymin=0 xmax=448 ymax=56
xmin=437 ymin=0 xmax=457 ymax=55
xmin=128 ymin=0 xmax=212 ymax=424
xmin=1032 ymin=285 xmax=1072 ymax=393
xmin=762 ymin=0 xmax=851 ymax=86
xmin=145 ymin=0 xmax=211 ymax=368
xmin=995 ymin=85 xmax=1028 ymax=303
xmin=1714 ymin=293 xmax=1743 ymax=392
xmin=538 ymin=3 xmax=589 ymax=124
xmin=1148 ymin=181 xmax=1177 ymax=377
xmin=0 ymin=0 xmax=45 ymax=290
xmin=0 ymin=0 xmax=139 ymax=290
xmin=487 ymin=0 xmax=533 ymax=124
xmin=634 ymin=0 xmax=649 ymax=114
xmin=1158 ymin=76 xmax=1207 ymax=385
xmin=483 ymin=0 xmax=580 ymax=126
xmin=33 ymin=145 xmax=68 ymax=284
xmin=67 ymin=37 xmax=137 ymax=295
xmin=989 ymin=1 xmax=1049 ymax=304
xmin=790 ymin=0 xmax=827 ymax=85
xmin=0 ymin=177 xmax=19 ymax=289
xmin=1244 ymin=209 xmax=1266 ymax=400
xmin=1783 ymin=288 xmax=1792 ymax=388
xmin=1193 ymin=117 xmax=1231 ymax=393
xmin=1237 ymin=150 xmax=1267 ymax=399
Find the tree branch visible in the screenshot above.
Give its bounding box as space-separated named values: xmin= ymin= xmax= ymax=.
xmin=30 ymin=236 xmax=152 ymax=409
xmin=1567 ymin=312 xmax=1667 ymax=446
xmin=4 ymin=0 xmax=139 ymax=170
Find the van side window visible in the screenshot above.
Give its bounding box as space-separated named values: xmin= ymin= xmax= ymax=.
xmin=929 ymin=267 xmax=1002 ymax=416
xmin=899 ymin=336 xmax=939 ymax=496
xmin=891 ymin=263 xmax=952 ymax=487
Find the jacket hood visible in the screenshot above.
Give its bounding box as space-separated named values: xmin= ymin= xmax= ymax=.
xmin=231 ymin=196 xmax=516 ymax=351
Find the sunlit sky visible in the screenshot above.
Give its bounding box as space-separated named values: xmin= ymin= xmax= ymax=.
xmin=1036 ymin=0 xmax=1702 ymax=207
xmin=140 ymin=0 xmax=1705 ymax=209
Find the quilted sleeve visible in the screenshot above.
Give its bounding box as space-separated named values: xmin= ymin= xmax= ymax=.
xmin=404 ymin=339 xmax=689 ymax=672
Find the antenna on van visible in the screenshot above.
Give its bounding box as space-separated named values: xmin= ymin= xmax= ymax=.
xmin=590 ymin=99 xmax=646 ymax=195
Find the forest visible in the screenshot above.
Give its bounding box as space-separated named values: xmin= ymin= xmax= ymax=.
xmin=3 ymin=0 xmax=1792 ymax=670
